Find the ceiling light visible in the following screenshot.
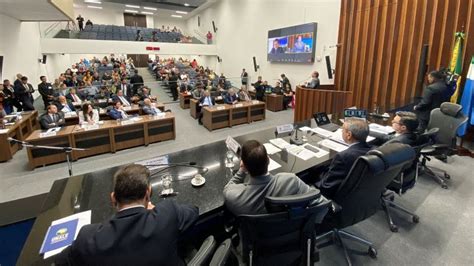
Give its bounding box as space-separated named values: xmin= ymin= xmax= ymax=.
xmin=143 ymin=7 xmax=158 ymax=11
xmin=125 ymin=4 xmax=140 ymax=8
xmin=171 ymin=15 xmax=183 ymax=18
xmin=184 ymin=3 xmax=190 ymax=6
xmin=176 ymin=11 xmax=188 ymax=14
xmin=84 ymin=0 xmax=101 ymax=3
xmin=87 ymin=5 xmax=103 ymax=9
xmin=141 ymin=11 xmax=154 ymax=15
xmin=124 ymin=9 xmax=139 ymax=13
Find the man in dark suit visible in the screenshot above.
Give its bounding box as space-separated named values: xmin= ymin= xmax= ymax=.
xmin=2 ymin=79 xmax=22 ymax=112
xmin=118 ymin=78 xmax=133 ymax=98
xmin=112 ymin=90 xmax=131 ymax=107
xmin=384 ymin=111 xmax=419 ymax=146
xmin=38 ymin=76 xmax=54 ymax=110
xmin=14 ymin=76 xmax=35 ymax=111
xmin=280 ymin=74 xmax=291 ymax=90
xmin=224 ymin=88 xmax=238 ymax=104
xmin=130 ymin=70 xmax=144 ymax=95
xmin=168 ymin=71 xmax=179 ymax=101
xmin=55 ymin=164 xmax=199 ymax=265
xmin=39 ymin=104 xmax=65 ymax=129
xmin=316 ymin=118 xmax=371 ymax=199
xmin=56 ymin=96 xmax=76 ymax=113
xmin=251 ymin=76 xmax=264 ymax=101
xmin=414 ymin=71 xmax=449 ymax=131
xmin=66 ymin=88 xmax=83 ymax=104
xmin=197 ymin=90 xmax=215 ymax=125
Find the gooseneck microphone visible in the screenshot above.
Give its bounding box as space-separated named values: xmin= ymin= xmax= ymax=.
xmin=147 ymin=162 xmax=209 ymax=178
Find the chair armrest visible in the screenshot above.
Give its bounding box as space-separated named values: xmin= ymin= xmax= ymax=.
xmin=431 ymin=144 xmax=449 ymax=149
xmin=209 ymin=239 xmax=233 ymax=266
xmin=188 ymin=235 xmax=217 ymax=266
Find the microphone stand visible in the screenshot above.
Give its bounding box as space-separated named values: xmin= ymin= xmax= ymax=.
xmin=147 ymin=163 xmax=209 ymax=178
xmin=9 ymin=138 xmax=86 ymax=177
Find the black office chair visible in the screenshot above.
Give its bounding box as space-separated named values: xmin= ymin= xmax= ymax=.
xmin=237 ymin=190 xmax=331 ymax=266
xmin=187 ymin=235 xmax=217 ymax=266
xmin=209 ymin=239 xmax=239 ymax=266
xmin=421 ymin=102 xmax=468 ymax=188
xmin=382 ymin=128 xmax=439 ymax=232
xmin=317 ymin=143 xmax=416 ymax=265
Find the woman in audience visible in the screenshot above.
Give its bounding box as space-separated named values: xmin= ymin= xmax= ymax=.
xmin=78 ymin=102 xmax=99 ymax=125
xmin=283 ymin=84 xmax=294 ymax=110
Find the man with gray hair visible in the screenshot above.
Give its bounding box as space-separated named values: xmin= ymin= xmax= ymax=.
xmin=316 ymin=118 xmax=371 ymax=198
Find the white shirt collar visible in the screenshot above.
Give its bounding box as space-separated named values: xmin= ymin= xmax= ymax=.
xmin=119 ymin=205 xmax=145 ymax=212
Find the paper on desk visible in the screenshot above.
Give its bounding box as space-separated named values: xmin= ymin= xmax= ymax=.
xmin=268 ymin=158 xmax=281 ymax=171
xmin=298 ymin=126 xmax=312 ymax=132
xmin=269 ymin=138 xmax=291 ymax=149
xmin=311 ymin=127 xmax=333 ymax=138
xmin=319 ymin=139 xmax=348 ymax=152
xmin=263 ymin=143 xmax=281 ymax=155
xmin=43 ymin=210 xmax=91 ymax=259
xmin=369 ymin=123 xmax=395 ymax=135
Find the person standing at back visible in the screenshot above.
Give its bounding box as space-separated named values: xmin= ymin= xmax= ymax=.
xmin=76 ymin=15 xmax=84 ymax=31
xmin=130 ymin=69 xmax=144 ymax=96
xmin=414 ymin=70 xmax=449 ymax=132
xmin=55 ymin=164 xmax=199 ymax=266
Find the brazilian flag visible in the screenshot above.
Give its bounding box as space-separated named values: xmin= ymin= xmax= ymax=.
xmin=450 ymin=32 xmax=465 ymax=103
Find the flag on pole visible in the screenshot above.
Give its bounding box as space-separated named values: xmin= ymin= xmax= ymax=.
xmin=457 ymin=56 xmax=474 ymax=136
xmin=449 ymin=32 xmax=465 ymax=103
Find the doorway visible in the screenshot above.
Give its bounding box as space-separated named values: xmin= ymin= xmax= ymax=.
xmin=124 ymin=13 xmax=149 ymax=67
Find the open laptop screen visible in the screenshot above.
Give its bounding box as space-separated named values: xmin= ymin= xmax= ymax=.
xmin=313 ymin=112 xmax=331 ymax=126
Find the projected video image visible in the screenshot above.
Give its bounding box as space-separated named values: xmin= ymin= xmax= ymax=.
xmin=267 ymin=23 xmax=317 ymax=63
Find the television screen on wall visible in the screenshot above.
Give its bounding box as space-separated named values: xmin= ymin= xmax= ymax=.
xmin=267 ymin=22 xmax=317 ymax=63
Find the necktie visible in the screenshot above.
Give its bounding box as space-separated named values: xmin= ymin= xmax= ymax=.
xmin=122 ymin=85 xmax=126 ymax=96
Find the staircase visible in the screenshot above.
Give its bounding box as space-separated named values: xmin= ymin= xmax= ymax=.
xmin=137 ymin=68 xmax=173 ymax=103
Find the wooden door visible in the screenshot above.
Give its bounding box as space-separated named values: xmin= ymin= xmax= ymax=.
xmin=124 ymin=13 xmax=148 ymax=67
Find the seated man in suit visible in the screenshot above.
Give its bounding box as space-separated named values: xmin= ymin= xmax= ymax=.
xmin=55 ymin=164 xmax=199 ymax=265
xmin=94 ymin=86 xmax=111 ymax=101
xmin=224 ymin=88 xmax=239 ymax=104
xmin=223 ymin=140 xmax=319 ymax=216
xmin=112 ymin=89 xmax=131 ymax=107
xmin=109 ymin=101 xmax=129 ymax=120
xmin=56 ymin=96 xmax=76 ymax=113
xmin=316 ymin=118 xmax=371 ymax=199
xmin=238 ymin=85 xmax=252 ymax=102
xmin=197 ymin=90 xmax=216 ymax=125
xmin=142 ymin=98 xmax=163 ymax=115
xmin=384 ymin=111 xmax=419 ymax=145
xmin=192 ymin=86 xmax=205 ymax=100
xmin=66 ymin=88 xmax=83 ymax=104
xmin=40 ymin=104 xmax=65 ymax=129
xmin=137 ymin=86 xmax=156 ymax=102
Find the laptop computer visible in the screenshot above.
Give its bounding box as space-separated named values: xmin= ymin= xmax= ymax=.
xmin=344 ymin=109 xmax=367 ymax=120
xmin=313 ymin=112 xmax=340 ymax=132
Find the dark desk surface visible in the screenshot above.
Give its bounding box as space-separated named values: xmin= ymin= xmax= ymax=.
xmin=18 ymin=127 xmax=334 ymax=265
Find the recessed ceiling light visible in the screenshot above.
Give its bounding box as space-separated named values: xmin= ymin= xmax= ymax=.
xmin=143 ymin=7 xmax=157 ymax=11
xmin=184 ymin=3 xmax=190 ymax=6
xmin=171 ymin=15 xmax=183 ymax=18
xmin=85 ymin=0 xmax=101 ymax=3
xmin=87 ymin=5 xmax=102 ymax=9
xmin=141 ymin=11 xmax=154 ymax=15
xmin=124 ymin=9 xmax=139 ymax=13
xmin=176 ymin=11 xmax=188 ymax=14
xmin=125 ymin=4 xmax=140 ymax=8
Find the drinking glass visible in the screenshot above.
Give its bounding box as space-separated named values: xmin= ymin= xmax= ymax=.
xmin=225 ymin=150 xmax=235 ymax=168
xmin=161 ymin=175 xmax=173 ymax=194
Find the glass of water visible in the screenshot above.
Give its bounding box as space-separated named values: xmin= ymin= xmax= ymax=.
xmin=161 ymin=175 xmax=173 ymax=194
xmin=225 ymin=150 xmax=235 ymax=168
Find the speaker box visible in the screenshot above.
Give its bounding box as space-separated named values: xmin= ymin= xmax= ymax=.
xmin=325 ymin=56 xmax=333 ymax=79
xmin=212 ymin=21 xmax=217 ymax=33
xmin=42 ymin=54 xmax=47 ymax=64
xmin=253 ymin=56 xmax=258 ymax=72
xmin=198 ymin=16 xmax=200 ymax=27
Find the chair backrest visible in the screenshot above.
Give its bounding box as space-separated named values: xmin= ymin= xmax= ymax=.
xmin=333 ymin=143 xmax=415 ymax=228
xmin=238 ymin=190 xmax=330 ymax=266
xmin=387 ymin=128 xmax=440 ymax=193
xmin=427 ymin=102 xmax=468 ymax=147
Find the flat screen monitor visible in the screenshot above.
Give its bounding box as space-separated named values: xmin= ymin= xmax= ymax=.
xmin=267 ymin=23 xmax=317 ymax=63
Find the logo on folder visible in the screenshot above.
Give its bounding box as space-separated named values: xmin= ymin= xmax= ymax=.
xmin=51 ymin=228 xmax=69 ymax=244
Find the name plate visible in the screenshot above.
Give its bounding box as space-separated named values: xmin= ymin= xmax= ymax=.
xmin=123 ymin=106 xmax=132 ymax=111
xmin=216 ymin=106 xmax=226 ymax=110
xmin=98 ymin=99 xmax=107 ymax=103
xmin=121 ymin=120 xmax=135 ymax=126
xmin=226 ymin=136 xmax=241 ymax=154
xmin=234 ymin=103 xmax=244 ymax=108
xmin=154 ymin=113 xmax=166 ymax=119
xmin=40 ymin=131 xmax=57 ymax=138
xmin=64 ymin=112 xmax=77 ymax=118
xmin=252 ymin=100 xmax=260 ymax=104
xmin=84 ymin=124 xmax=100 ymax=131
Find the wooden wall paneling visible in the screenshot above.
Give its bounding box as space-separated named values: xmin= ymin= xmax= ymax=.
xmin=462 ymin=0 xmax=474 ymax=79
xmin=438 ymin=0 xmax=459 ymax=69
xmin=408 ymin=0 xmax=428 ymax=101
xmin=346 ymin=0 xmax=364 ymax=106
xmin=389 ymin=0 xmax=409 ymax=109
xmin=371 ymin=0 xmax=390 ymax=111
xmin=336 ymin=0 xmax=349 ymax=92
xmin=353 ymin=0 xmax=369 ymax=108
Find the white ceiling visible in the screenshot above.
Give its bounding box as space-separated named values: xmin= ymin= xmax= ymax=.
xmin=0 ymin=0 xmax=70 ymax=21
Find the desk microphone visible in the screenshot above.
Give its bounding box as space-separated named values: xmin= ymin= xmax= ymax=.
xmin=148 ymin=162 xmax=209 ymax=177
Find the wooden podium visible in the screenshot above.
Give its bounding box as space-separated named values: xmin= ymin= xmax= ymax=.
xmin=294 ymin=85 xmax=352 ymax=122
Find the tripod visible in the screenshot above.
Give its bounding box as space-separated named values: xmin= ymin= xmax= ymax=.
xmin=9 ymin=137 xmax=86 ymax=176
